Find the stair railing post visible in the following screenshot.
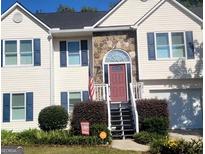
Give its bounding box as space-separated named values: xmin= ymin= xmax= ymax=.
xmin=106 ymin=84 xmax=111 ymax=131
xmin=130 ymin=83 xmax=139 ymax=133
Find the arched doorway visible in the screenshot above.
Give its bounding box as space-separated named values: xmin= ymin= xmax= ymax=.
xmin=103 ymin=49 xmax=132 ymax=103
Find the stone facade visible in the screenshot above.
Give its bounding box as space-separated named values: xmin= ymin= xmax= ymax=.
xmin=93 ymin=31 xmax=138 ymax=83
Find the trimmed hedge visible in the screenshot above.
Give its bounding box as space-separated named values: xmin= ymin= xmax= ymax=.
xmin=136 ymin=99 xmax=169 ymax=130
xmin=38 ymin=106 xmax=69 ymax=131
xmin=1 ymin=129 xmax=102 ymax=146
xmin=133 ymin=131 xmax=165 ymax=145
xmin=71 ymin=101 xmax=107 ymax=135
xmin=142 ymin=117 xmax=169 ymax=135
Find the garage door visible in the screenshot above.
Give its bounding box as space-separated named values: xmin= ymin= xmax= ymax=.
xmin=150 ymin=89 xmax=202 ymax=129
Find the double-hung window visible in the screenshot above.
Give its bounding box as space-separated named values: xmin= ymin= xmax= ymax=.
xmin=171 ymin=32 xmax=185 ymax=58
xmin=12 ymin=93 xmax=25 ymax=120
xmin=68 ymin=41 xmax=80 ymax=65
xmin=69 ymin=92 xmax=82 ymax=112
xmin=20 ymin=40 xmax=33 ymax=64
xmin=5 ymin=41 xmax=17 ymax=65
xmin=156 ymin=33 xmax=170 ymax=58
xmin=4 ymin=40 xmax=33 ymax=66
xmin=155 ymin=32 xmax=186 ymax=59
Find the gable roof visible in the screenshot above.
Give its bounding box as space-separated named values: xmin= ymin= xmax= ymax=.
xmin=132 ymin=0 xmax=203 ymax=27
xmin=1 ymin=1 xmax=203 ymax=31
xmin=1 ymin=2 xmax=50 ymax=30
xmin=35 ymin=12 xmax=107 ymax=29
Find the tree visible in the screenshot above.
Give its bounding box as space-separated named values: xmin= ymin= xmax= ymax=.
xmin=57 ymin=4 xmax=75 ymax=12
xmin=81 ymin=6 xmax=98 ymax=12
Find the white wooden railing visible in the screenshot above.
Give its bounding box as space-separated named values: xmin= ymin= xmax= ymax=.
xmin=94 ymin=83 xmax=111 ymax=130
xmin=93 ymin=82 xmax=143 ymax=132
xmin=133 ymin=82 xmax=144 ymax=101
xmin=130 ymin=83 xmax=139 ymax=133
xmin=130 ymin=82 xmax=144 ymax=133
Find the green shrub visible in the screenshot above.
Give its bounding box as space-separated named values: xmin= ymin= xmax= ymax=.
xmin=150 ymin=138 xmax=203 ymax=154
xmin=142 ymin=117 xmax=169 ymax=135
xmin=1 ymin=129 xmax=102 ymax=145
xmin=71 ymin=101 xmax=107 ymax=135
xmin=133 ymin=131 xmax=166 ymax=145
xmin=38 ymin=105 xmax=69 ymax=131
xmin=136 ymin=99 xmax=169 ymax=130
xmin=90 ymin=124 xmax=111 ymax=144
xmin=1 ymin=130 xmax=19 ymax=145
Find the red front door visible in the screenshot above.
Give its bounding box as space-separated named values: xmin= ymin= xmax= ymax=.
xmin=109 ymin=64 xmax=127 ymax=102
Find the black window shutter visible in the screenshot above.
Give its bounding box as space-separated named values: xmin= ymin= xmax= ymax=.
xmin=83 ymin=91 xmax=89 ymax=101
xmin=81 ymin=40 xmax=88 ymax=66
xmin=104 ymin=64 xmax=108 ymax=84
xmin=60 ymin=41 xmax=67 ymax=67
xmin=147 ymin=32 xmax=156 ymax=60
xmin=186 ymin=31 xmax=195 ymax=59
xmin=26 ymin=92 xmax=33 ymax=121
xmin=34 ymin=39 xmax=41 ymax=66
xmin=3 ymin=93 xmax=10 ymax=122
xmin=61 ymin=92 xmax=68 ymax=111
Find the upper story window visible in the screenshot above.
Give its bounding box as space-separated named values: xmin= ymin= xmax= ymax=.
xmin=4 ymin=39 xmax=33 ymax=66
xmin=155 ymin=32 xmax=186 ymax=59
xmin=5 ymin=41 xmax=17 ymax=65
xmin=60 ymin=40 xmax=88 ymax=67
xmin=68 ymin=41 xmax=80 ymax=65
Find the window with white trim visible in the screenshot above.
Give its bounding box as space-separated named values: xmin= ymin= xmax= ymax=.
xmin=4 ymin=40 xmax=33 ymax=66
xmin=68 ymin=41 xmax=80 ymax=65
xmin=69 ymin=92 xmax=82 ymax=112
xmin=12 ymin=93 xmax=25 ymax=120
xmin=155 ymin=32 xmax=186 ymax=59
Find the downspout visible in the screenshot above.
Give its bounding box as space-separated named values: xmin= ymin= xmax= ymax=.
xmin=48 ymin=32 xmax=54 ymax=106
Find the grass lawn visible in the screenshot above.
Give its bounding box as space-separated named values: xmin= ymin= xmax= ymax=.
xmin=24 ymin=146 xmax=144 ymax=154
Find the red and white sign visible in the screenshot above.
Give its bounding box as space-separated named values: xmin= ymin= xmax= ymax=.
xmin=81 ymin=122 xmax=90 ymax=135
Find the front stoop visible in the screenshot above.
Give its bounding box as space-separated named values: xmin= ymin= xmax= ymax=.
xmin=111 ymin=139 xmax=150 ymax=152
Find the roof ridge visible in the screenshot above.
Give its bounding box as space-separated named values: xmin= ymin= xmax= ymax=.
xmin=35 ymin=11 xmax=107 ymax=15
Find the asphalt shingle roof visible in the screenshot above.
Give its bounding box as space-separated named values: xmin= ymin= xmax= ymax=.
xmin=35 ymin=11 xmax=107 ymax=29
xmin=188 ymin=7 xmax=203 ymax=19
xmin=34 ymin=6 xmax=202 ymax=30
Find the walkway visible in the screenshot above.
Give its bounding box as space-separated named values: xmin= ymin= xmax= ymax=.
xmin=111 ymin=139 xmax=149 ymax=152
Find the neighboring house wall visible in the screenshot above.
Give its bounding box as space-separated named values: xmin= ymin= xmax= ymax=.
xmin=98 ymin=0 xmax=160 ymax=27
xmin=1 ymin=8 xmax=51 ymax=131
xmin=137 ymin=1 xmax=203 ymax=80
xmin=52 ymin=37 xmax=91 ymax=105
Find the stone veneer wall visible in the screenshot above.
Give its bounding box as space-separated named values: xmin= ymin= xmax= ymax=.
xmin=93 ymin=31 xmax=138 ymax=83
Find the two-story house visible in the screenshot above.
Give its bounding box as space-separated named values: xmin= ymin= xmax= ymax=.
xmin=1 ymin=0 xmax=203 ymax=138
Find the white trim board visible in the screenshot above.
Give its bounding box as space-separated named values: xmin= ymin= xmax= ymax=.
xmin=1 ymin=2 xmax=50 ymax=30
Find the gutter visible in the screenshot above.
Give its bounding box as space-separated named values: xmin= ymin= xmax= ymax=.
xmin=50 ymin=26 xmax=132 ymax=34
